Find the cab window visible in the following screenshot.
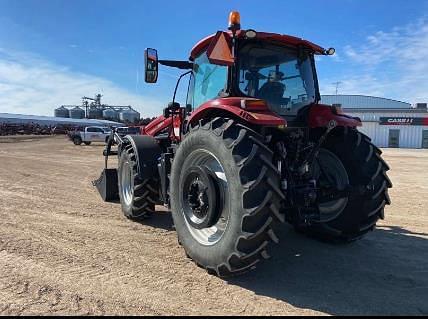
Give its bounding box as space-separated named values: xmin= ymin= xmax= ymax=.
xmin=189 ymin=52 xmax=228 ymax=109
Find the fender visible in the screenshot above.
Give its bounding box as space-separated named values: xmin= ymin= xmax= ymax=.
xmin=187 ymin=97 xmax=286 ymax=127
xmin=308 ymin=104 xmax=362 ymax=128
xmin=123 ymin=135 xmax=161 ymax=180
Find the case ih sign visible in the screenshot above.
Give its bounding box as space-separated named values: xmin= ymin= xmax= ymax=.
xmin=379 ymin=117 xmax=428 ymax=126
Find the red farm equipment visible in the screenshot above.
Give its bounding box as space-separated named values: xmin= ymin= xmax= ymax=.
xmin=95 ymin=12 xmax=392 ymax=277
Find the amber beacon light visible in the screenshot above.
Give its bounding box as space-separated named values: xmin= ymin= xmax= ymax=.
xmin=228 ymin=11 xmax=241 ymax=31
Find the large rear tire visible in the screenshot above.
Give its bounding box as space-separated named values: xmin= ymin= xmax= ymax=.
xmin=118 ymin=144 xmax=159 ymax=220
xmin=170 ymin=118 xmax=285 ymax=277
xmin=297 ymin=128 xmax=392 ymax=242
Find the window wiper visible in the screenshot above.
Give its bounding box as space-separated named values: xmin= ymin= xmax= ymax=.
xmin=201 ymin=66 xmax=219 ymax=85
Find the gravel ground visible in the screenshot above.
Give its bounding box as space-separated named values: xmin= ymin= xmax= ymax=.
xmin=0 ymin=136 xmax=427 ymax=315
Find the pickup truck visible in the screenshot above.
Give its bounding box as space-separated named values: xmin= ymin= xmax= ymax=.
xmin=68 ymin=126 xmax=112 ymax=145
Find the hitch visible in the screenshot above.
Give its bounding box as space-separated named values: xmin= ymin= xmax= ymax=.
xmin=307 ymin=120 xmax=337 ymax=169
xmin=297 ymin=120 xmax=337 ymax=175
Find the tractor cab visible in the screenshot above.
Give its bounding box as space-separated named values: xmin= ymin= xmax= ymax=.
xmin=144 ymin=12 xmax=335 ymax=126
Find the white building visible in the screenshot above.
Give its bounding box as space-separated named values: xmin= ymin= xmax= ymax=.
xmin=321 ymin=95 xmax=428 ymax=149
xmin=0 ymin=113 xmax=122 ymax=127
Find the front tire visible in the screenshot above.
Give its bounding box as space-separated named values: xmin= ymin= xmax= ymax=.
xmin=297 ymin=128 xmax=392 ymax=242
xmin=170 ymin=118 xmax=285 ymax=277
xmin=118 ymin=144 xmax=159 ymax=220
xmin=73 ymin=136 xmax=82 ymax=145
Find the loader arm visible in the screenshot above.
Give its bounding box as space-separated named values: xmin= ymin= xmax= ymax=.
xmin=142 ymin=115 xmax=173 ymax=137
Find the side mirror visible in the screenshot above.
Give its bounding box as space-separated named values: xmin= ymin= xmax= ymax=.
xmin=144 ymin=48 xmax=159 ymax=83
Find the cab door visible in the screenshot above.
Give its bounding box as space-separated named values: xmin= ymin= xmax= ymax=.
xmin=188 ymin=52 xmax=228 ymax=111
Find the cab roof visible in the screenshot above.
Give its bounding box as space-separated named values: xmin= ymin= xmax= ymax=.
xmin=190 ymin=30 xmax=326 ymax=60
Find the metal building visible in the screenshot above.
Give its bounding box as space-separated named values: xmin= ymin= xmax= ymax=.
xmin=0 ymin=113 xmax=122 ymax=127
xmin=320 ymin=95 xmax=428 ymax=149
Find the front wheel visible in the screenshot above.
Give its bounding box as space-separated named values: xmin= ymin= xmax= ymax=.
xmin=73 ymin=136 xmax=82 ymax=145
xmin=118 ymin=143 xmax=159 ymax=220
xmin=170 ymin=118 xmax=285 ymax=277
xmin=296 ymin=128 xmax=392 ymax=242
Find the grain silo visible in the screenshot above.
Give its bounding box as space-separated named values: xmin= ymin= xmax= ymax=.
xmin=87 ymin=107 xmax=104 ymax=119
xmin=69 ymin=106 xmax=85 ymax=119
xmin=103 ymin=108 xmax=119 ymax=121
xmin=119 ymin=108 xmax=140 ymax=123
xmin=54 ymin=106 xmax=70 ymax=118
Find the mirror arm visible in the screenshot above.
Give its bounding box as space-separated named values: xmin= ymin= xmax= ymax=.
xmin=159 ymin=60 xmax=194 ymax=70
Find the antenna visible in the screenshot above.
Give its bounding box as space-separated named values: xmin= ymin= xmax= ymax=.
xmin=332 ymin=81 xmax=342 ymax=95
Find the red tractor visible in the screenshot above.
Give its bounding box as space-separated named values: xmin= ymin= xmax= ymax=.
xmin=96 ymin=12 xmax=392 ymax=277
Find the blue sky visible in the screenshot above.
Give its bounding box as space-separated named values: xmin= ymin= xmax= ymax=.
xmin=0 ymin=0 xmax=427 ymax=116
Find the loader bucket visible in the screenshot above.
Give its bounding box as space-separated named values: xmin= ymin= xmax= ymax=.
xmin=92 ymin=168 xmax=119 ymax=202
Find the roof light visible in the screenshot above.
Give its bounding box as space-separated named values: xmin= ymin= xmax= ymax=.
xmin=228 ymin=11 xmax=241 ymax=31
xmin=245 ymin=29 xmax=257 ymax=39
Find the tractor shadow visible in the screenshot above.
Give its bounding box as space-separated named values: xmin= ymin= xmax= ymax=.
xmin=227 ymin=225 xmax=428 ymax=315
xmin=143 ymin=206 xmax=428 ymax=315
xmin=140 ymin=206 xmax=175 ymax=231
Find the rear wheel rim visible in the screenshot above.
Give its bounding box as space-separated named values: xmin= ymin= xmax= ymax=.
xmin=180 ymin=149 xmax=228 ymax=246
xmin=314 ymin=149 xmax=349 ymax=222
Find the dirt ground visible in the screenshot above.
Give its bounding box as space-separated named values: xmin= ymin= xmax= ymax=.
xmin=0 ymin=136 xmax=427 ymax=315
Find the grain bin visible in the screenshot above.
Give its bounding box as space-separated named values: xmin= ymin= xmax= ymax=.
xmin=88 ymin=107 xmax=103 ymax=119
xmin=103 ymin=108 xmax=119 ymax=121
xmin=69 ymin=106 xmax=85 ymax=119
xmin=119 ymin=109 xmax=140 ymax=123
xmin=54 ymin=106 xmax=70 ymax=118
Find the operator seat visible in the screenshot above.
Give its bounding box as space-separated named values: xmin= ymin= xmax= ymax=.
xmin=258 ymin=81 xmax=285 ymax=101
xmin=258 ymin=81 xmax=287 ymax=112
